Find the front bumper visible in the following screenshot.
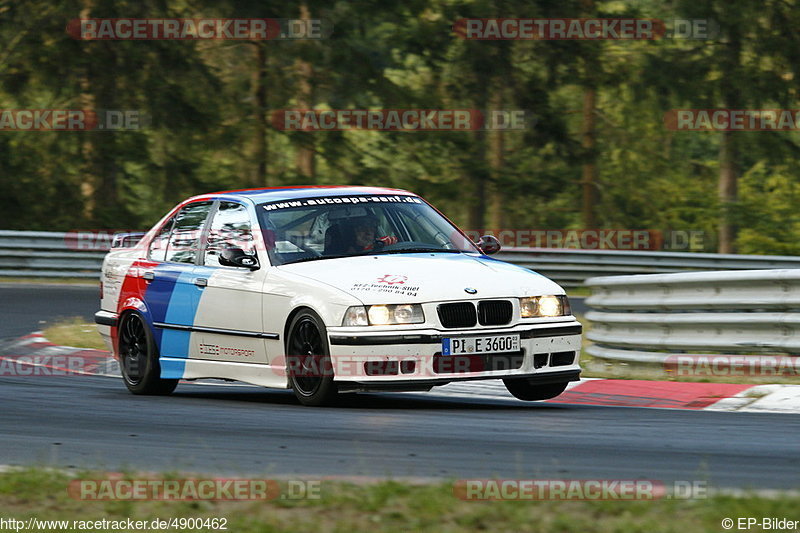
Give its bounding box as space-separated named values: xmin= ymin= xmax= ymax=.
xmin=325 ymin=321 xmax=582 ymax=385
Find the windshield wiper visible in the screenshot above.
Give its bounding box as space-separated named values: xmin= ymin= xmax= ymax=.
xmin=374 ymin=247 xmax=462 ymax=254
xmin=283 ymin=254 xmax=349 ymax=265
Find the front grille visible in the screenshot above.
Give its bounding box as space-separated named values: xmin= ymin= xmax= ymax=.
xmin=437 ymin=302 xmax=477 ymax=328
xmin=478 ymin=300 xmax=512 ymax=326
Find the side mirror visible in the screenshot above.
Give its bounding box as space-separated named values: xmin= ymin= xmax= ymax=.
xmin=476 ymin=234 xmax=501 ymax=255
xmin=219 ymin=247 xmax=260 ymax=270
xmin=111 ymin=232 xmax=145 ymax=249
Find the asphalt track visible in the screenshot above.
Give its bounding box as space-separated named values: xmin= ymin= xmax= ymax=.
xmin=0 ymin=283 xmax=98 ymax=338
xmin=0 ymin=285 xmax=798 ymax=490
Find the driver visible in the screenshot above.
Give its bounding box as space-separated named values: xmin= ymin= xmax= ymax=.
xmin=344 ymin=215 xmax=397 ymax=253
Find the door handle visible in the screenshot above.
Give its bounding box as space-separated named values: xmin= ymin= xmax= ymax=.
xmin=194 ymin=278 xmax=208 ymax=288
xmin=142 ymin=271 xmax=155 ymax=282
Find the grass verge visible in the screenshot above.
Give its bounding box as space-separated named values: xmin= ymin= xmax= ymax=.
xmin=0 ymin=468 xmax=797 ymax=533
xmin=565 ymin=286 xmax=591 ymax=298
xmin=42 ymin=317 xmax=106 ymax=351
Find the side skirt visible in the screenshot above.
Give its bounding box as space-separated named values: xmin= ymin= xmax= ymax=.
xmin=160 ymin=357 xmax=290 ymax=389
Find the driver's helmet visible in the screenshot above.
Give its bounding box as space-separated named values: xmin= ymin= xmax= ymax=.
xmin=340 ymin=214 xmax=379 ymax=251
xmin=346 ymin=214 xmax=379 ymax=232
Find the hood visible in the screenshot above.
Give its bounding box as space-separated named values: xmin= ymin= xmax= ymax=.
xmin=278 ymin=253 xmax=564 ymax=305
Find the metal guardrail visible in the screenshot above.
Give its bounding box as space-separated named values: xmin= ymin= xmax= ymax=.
xmin=584 ymin=269 xmax=800 ymax=363
xmin=3 ymin=230 xmax=800 ymax=283
xmin=0 ymin=231 xmax=106 ymax=278
xmin=495 ymin=247 xmax=800 ymax=286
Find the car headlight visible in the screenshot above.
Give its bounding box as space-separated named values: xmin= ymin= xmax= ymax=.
xmin=342 ymin=306 xmax=368 ymax=326
xmin=520 ymin=295 xmax=571 ymax=318
xmin=342 ymin=304 xmax=425 ymax=326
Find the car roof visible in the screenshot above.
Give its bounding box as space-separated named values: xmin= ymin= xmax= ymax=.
xmin=194 ymin=185 xmax=416 ymax=204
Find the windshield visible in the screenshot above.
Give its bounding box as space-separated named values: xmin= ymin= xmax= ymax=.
xmin=257 ymin=194 xmax=479 ymax=266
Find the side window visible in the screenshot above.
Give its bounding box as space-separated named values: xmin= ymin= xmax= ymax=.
xmin=204 ymin=202 xmax=256 ymax=267
xmin=164 ymin=201 xmax=213 ymax=264
xmin=148 ymin=216 xmax=174 ymax=262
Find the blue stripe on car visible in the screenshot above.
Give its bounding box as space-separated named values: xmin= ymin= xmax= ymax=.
xmin=156 ymin=266 xmax=215 ymax=379
xmin=142 ymin=265 xmax=185 ymax=347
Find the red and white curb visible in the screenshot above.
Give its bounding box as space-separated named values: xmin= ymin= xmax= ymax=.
xmin=0 ymin=332 xmax=119 ymax=378
xmin=430 ymin=378 xmax=800 ymax=413
xmin=3 ymin=332 xmax=800 ymax=413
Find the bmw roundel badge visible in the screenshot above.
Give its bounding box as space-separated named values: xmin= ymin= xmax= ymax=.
xmin=464 ymin=287 xmax=477 ymax=294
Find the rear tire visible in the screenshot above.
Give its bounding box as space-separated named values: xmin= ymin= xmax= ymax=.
xmin=118 ymin=312 xmax=178 ymax=396
xmin=503 ymin=379 xmax=568 ymax=401
xmin=286 ymin=310 xmax=339 ymax=406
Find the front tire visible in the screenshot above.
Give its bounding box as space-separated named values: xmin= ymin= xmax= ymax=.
xmin=286 ymin=310 xmax=339 ymax=406
xmin=118 ymin=312 xmax=178 ymax=395
xmin=503 ymin=379 xmax=568 ymax=401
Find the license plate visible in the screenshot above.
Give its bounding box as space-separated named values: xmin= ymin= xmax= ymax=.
xmin=442 ymin=334 xmax=520 ymax=355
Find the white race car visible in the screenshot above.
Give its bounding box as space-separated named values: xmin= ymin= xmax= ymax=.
xmin=96 ymin=186 xmax=582 ymax=405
